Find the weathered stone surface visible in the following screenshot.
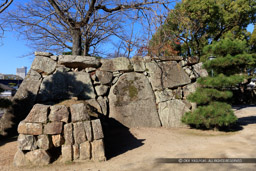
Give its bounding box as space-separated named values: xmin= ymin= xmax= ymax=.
xmin=73 ymin=145 xmax=80 ymax=160
xmin=49 ymin=105 xmax=69 ymax=123
xmin=18 ymin=121 xmax=43 ymax=135
xmin=13 ymin=150 xmax=30 ymax=166
xmin=64 ymin=123 xmax=73 ymax=145
xmin=50 ymin=55 xmax=58 ymax=61
xmin=146 ymin=61 xmax=191 ymax=90
xmin=37 ymin=71 xmax=96 ymax=102
xmin=158 ymin=100 xmax=190 ymax=128
xmin=85 ymin=67 xmax=96 ymax=73
xmin=97 ymin=96 xmax=108 ymax=116
xmin=100 ymin=57 xmax=133 ymax=72
xmin=84 ymin=121 xmax=93 ymax=142
xmin=131 ymin=57 xmax=146 ymax=72
xmin=153 ymin=56 xmax=183 ymax=61
xmin=25 ymin=149 xmax=50 ymax=165
xmin=61 ymin=145 xmax=73 ymax=162
xmin=56 ymin=65 xmax=70 ymax=72
xmin=80 ymin=141 xmax=91 ymax=160
xmin=155 ymin=89 xmax=174 ymax=104
xmin=44 ymin=122 xmax=63 ymax=135
xmin=24 ymin=104 xmax=49 ymax=123
xmin=193 ymin=62 xmax=208 ymax=77
xmin=31 ymin=56 xmax=56 ymax=75
xmin=86 ymin=99 xmax=102 ymax=114
xmin=35 ymin=52 xmax=53 ymax=57
xmin=183 ymin=82 xmax=199 ymax=98
xmin=187 ymin=56 xmax=199 ymax=65
xmin=109 ymin=73 xmax=161 ymax=127
xmin=37 ymin=135 xmax=51 ymax=150
xmin=91 ymin=119 xmax=104 ymax=140
xmin=70 ymin=103 xmax=90 ymax=122
xmin=73 ymin=122 xmax=87 ymax=144
xmin=58 ymin=55 xmax=100 ymax=69
xmin=96 ymin=70 xmax=113 ymax=85
xmin=52 ymin=134 xmax=65 ymax=147
xmin=18 ymin=134 xmax=37 ymax=150
xmin=95 ymin=85 xmax=109 ymax=96
xmin=112 ymin=77 xmax=119 ymax=85
xmin=91 ymin=139 xmax=106 ymax=161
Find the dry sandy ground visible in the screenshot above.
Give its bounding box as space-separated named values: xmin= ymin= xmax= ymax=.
xmin=1 ymin=106 xmax=256 ymax=171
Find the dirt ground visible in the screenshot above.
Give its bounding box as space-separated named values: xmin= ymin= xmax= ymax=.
xmin=1 ymin=106 xmax=256 ymax=171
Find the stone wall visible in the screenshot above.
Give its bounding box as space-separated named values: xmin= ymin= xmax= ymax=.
xmin=14 ymin=103 xmax=105 ymax=166
xmin=0 ymin=52 xmax=207 ymax=136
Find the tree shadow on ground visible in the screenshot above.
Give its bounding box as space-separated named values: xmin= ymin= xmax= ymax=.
xmin=100 ymin=116 xmax=145 ymax=160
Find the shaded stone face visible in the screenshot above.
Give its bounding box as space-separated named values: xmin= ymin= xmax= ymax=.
xmin=49 ymin=105 xmax=69 ymax=123
xmin=146 ymin=61 xmax=191 ymax=90
xmin=44 ymin=122 xmax=63 ymax=135
xmin=70 ymin=103 xmax=90 ymax=122
xmin=109 ymin=73 xmax=161 ymax=128
xmin=37 ymin=71 xmax=96 ymax=102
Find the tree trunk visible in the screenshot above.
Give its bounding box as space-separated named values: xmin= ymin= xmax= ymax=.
xmin=71 ymin=28 xmax=82 ymax=55
xmin=83 ymin=43 xmax=90 ymax=56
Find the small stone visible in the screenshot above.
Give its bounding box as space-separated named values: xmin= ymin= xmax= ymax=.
xmin=61 ymin=145 xmax=73 ymax=162
xmin=44 ymin=122 xmax=63 ymax=135
xmin=86 ymin=99 xmax=102 ymax=114
xmin=24 ymin=104 xmax=49 ymax=123
xmin=37 ymin=135 xmax=51 ymax=150
xmin=52 ymin=134 xmax=65 ymax=147
xmin=91 ymin=74 xmax=96 ymax=81
xmin=73 ymin=122 xmax=87 ymax=144
xmin=49 ymin=105 xmax=69 ymax=123
xmin=18 ymin=134 xmax=37 ymax=151
xmin=97 ymin=96 xmax=108 ymax=116
xmin=85 ymin=67 xmax=96 ymax=73
xmin=96 ymin=70 xmax=113 ymax=85
xmin=50 ymin=55 xmax=58 ymax=61
xmin=73 ymin=145 xmax=80 ymax=160
xmin=18 ymin=121 xmax=43 ymax=135
xmin=70 ymin=103 xmax=90 ymax=122
xmin=25 ymin=149 xmax=51 ymax=165
xmin=91 ymin=139 xmax=106 ymax=161
xmin=91 ymin=119 xmax=104 ymax=140
xmin=64 ymin=123 xmax=73 ymax=145
xmin=13 ymin=149 xmax=30 ymax=166
xmin=187 ymin=56 xmax=199 ymax=65
xmin=35 ymin=52 xmax=53 ymax=57
xmin=112 ymin=77 xmax=119 ymax=85
xmin=80 ymin=141 xmax=91 ymax=160
xmin=84 ymin=121 xmax=93 ymax=142
xmin=95 ymin=85 xmax=109 ymax=96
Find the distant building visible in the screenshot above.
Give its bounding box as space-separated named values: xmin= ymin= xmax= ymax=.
xmin=0 ymin=83 xmax=16 ymax=97
xmin=16 ymin=66 xmax=27 ymax=79
xmin=0 ymin=73 xmax=4 ymax=79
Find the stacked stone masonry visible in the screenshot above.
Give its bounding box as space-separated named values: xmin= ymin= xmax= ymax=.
xmin=11 ymin=52 xmax=207 ymax=130
xmin=14 ymin=103 xmax=106 ymax=166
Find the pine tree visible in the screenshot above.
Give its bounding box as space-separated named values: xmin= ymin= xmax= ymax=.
xmin=182 ymin=35 xmax=256 ymax=130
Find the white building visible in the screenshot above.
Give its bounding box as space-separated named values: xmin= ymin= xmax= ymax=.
xmin=16 ymin=66 xmax=27 ymax=79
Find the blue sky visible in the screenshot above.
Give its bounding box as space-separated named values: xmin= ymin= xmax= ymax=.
xmin=0 ymin=1 xmax=254 ymax=75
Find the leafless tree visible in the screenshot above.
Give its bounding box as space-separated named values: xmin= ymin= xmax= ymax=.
xmin=0 ymin=0 xmax=13 ymax=37
xmin=6 ymin=0 xmax=173 ymax=56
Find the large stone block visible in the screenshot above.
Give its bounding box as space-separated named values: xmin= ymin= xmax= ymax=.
xmin=131 ymin=56 xmax=146 ymax=72
xmin=100 ymin=57 xmax=133 ymax=72
xmin=91 ymin=139 xmax=106 ymax=161
xmin=18 ymin=121 xmax=43 ymax=135
xmin=70 ymin=103 xmax=90 ymax=122
xmin=13 ymin=150 xmax=30 ymax=166
xmin=31 ymin=56 xmax=56 ymax=75
xmin=25 ymin=149 xmax=51 ymax=165
xmin=44 ymin=122 xmax=63 ymax=135
xmin=96 ymin=70 xmax=113 ymax=85
xmin=73 ymin=122 xmax=87 ymax=144
xmin=37 ymin=135 xmax=51 ymax=150
xmin=154 ymin=89 xmax=175 ymax=104
xmin=24 ymin=104 xmax=49 ymax=123
xmin=193 ymin=62 xmax=208 ymax=78
xmin=61 ymin=145 xmax=73 ymax=162
xmin=35 ymin=52 xmax=53 ymax=57
xmin=49 ymin=105 xmax=69 ymax=123
xmin=37 ymin=71 xmax=96 ymax=102
xmin=64 ymin=123 xmax=73 ymax=145
xmin=84 ymin=121 xmax=93 ymax=142
xmin=18 ymin=134 xmax=37 ymax=150
xmin=91 ymin=119 xmax=104 ymax=140
xmin=146 ymin=61 xmax=191 ymax=90
xmin=109 ymin=73 xmax=161 ymax=128
xmin=80 ymin=141 xmax=91 ymax=160
xmin=158 ymin=100 xmax=190 ymax=128
xmin=58 ymin=55 xmax=101 ymax=69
